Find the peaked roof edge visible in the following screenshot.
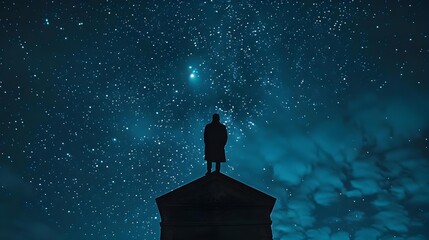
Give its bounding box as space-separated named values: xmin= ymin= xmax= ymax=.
xmin=156 ymin=172 xmax=276 ymax=204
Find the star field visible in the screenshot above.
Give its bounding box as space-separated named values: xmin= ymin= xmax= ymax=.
xmin=1 ymin=1 xmax=429 ymax=239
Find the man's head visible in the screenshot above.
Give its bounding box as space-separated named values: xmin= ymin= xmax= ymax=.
xmin=212 ymin=113 xmax=220 ymax=122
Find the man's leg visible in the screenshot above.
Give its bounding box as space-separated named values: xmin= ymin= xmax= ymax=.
xmin=206 ymin=161 xmax=212 ymax=175
xmin=215 ymin=162 xmax=221 ymax=173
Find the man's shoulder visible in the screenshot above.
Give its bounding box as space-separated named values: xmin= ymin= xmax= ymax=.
xmin=206 ymin=122 xmax=226 ymax=128
xmin=205 ymin=123 xmax=213 ymax=129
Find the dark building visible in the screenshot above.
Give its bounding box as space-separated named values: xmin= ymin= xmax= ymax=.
xmin=156 ymin=172 xmax=276 ymax=240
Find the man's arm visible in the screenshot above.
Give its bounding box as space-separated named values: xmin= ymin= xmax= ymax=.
xmin=222 ymin=125 xmax=227 ymax=146
xmin=204 ymin=125 xmax=208 ymax=145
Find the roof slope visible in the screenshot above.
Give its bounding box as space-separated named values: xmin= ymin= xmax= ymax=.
xmin=156 ymin=172 xmax=276 ymax=207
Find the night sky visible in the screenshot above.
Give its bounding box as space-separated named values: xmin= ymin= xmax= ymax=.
xmin=1 ymin=1 xmax=429 ymax=239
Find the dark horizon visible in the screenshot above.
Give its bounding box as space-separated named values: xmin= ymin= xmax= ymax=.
xmin=1 ymin=1 xmax=429 ymax=239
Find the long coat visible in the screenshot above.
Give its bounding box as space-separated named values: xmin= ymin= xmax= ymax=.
xmin=204 ymin=121 xmax=227 ymax=162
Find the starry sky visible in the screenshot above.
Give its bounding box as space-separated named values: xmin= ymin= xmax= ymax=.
xmin=1 ymin=1 xmax=429 ymax=239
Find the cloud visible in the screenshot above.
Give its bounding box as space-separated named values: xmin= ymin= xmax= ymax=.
xmin=310 ymin=167 xmax=345 ymax=191
xmin=311 ymin=118 xmax=362 ymax=164
xmin=405 ymin=236 xmax=426 ymax=240
xmin=0 ymin=167 xmax=33 ymax=197
xmin=314 ymin=189 xmax=338 ymax=206
xmin=232 ymin=85 xmax=429 ymax=240
xmin=372 ymin=193 xmax=394 ymax=208
xmin=273 ymin=157 xmax=312 ymax=186
xmin=351 ymin=160 xmax=382 ymax=180
xmin=354 ymin=228 xmax=381 ymax=240
xmin=306 ymin=227 xmax=331 ymax=240
xmin=345 ymin=189 xmax=362 ymax=198
xmin=373 ymin=203 xmax=410 ymax=233
xmin=278 ymin=231 xmax=306 ymax=240
xmin=0 ymin=221 xmax=62 ymax=240
xmin=0 ymin=167 xmax=64 ymax=240
xmin=350 ymin=178 xmax=380 ymax=195
xmin=331 ymin=231 xmax=350 ymax=240
xmin=286 ymin=199 xmax=316 ymax=228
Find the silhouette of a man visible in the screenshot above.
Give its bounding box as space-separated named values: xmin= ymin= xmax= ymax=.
xmin=204 ymin=113 xmax=227 ymax=175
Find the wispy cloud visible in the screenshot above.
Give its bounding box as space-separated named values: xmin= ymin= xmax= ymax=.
xmin=231 ymin=88 xmax=429 ymax=239
xmin=0 ymin=167 xmax=63 ymax=240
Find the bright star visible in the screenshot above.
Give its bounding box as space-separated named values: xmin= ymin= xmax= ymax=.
xmin=190 ymin=73 xmax=195 ymax=78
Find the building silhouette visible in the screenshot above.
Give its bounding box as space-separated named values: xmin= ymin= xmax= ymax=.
xmin=156 ymin=172 xmax=276 ymax=240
